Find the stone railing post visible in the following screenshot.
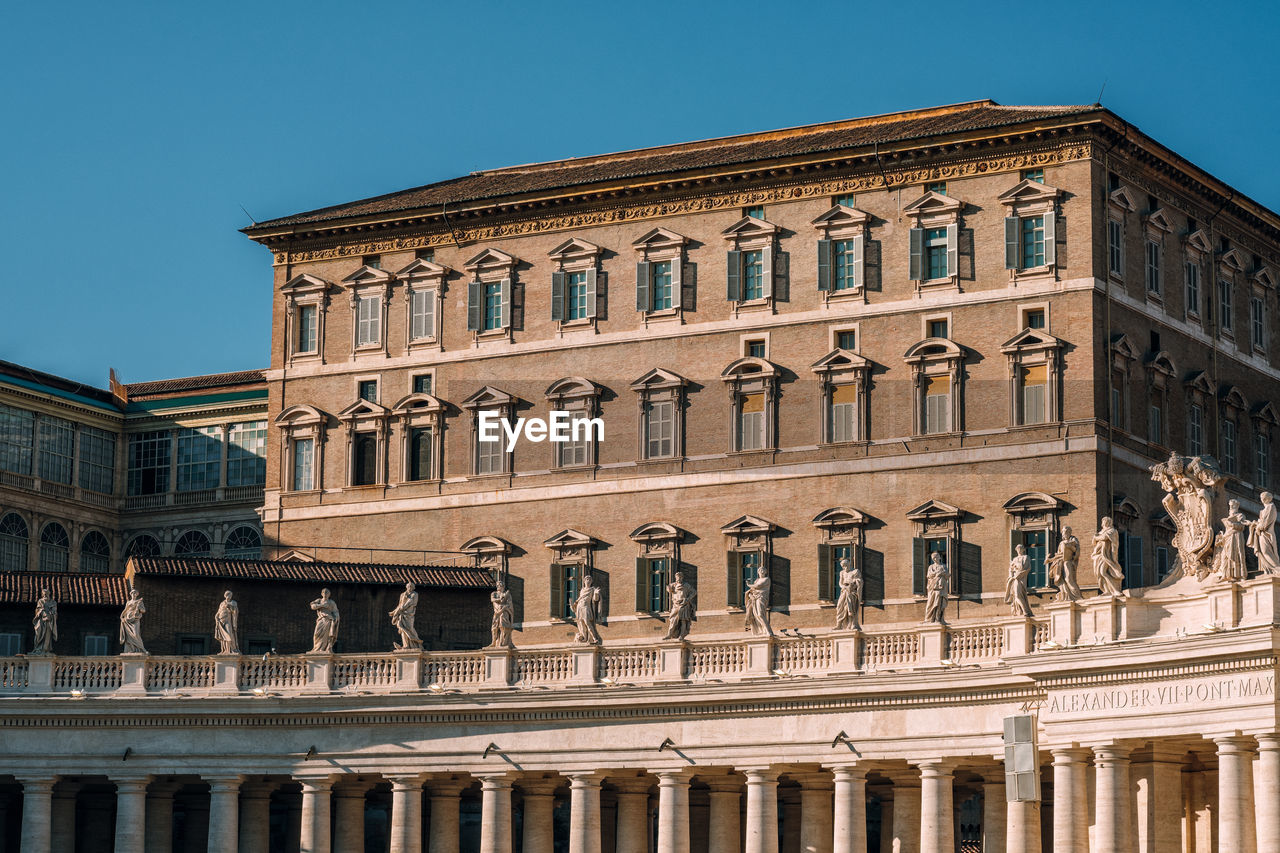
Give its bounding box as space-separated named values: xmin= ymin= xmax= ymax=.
xmin=119 ymin=656 xmax=147 ymax=696
xmin=1206 ymin=580 xmax=1243 ymax=629
xmin=1044 ymin=600 xmax=1082 ymax=646
xmin=212 ymin=655 xmax=240 ymax=695
xmin=1081 ymin=594 xmax=1126 ymax=642
xmin=570 ymin=646 xmax=599 ymax=684
xmin=830 ymin=630 xmax=862 ymax=674
xmin=744 ymin=635 xmax=774 ymax=676
xmin=918 ymin=623 xmax=948 ymax=665
xmin=393 ymin=651 xmax=422 ymax=691
xmin=484 ymin=648 xmax=512 ymax=688
xmin=26 ymin=657 xmax=53 ymax=694
xmin=304 ymin=654 xmax=333 ymax=693
xmin=656 ymin=640 xmax=687 ymax=681
xmin=1001 ymin=618 xmax=1036 ymax=656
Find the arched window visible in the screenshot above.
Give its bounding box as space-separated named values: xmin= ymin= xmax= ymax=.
xmin=80 ymin=531 xmax=111 ymax=573
xmin=39 ymin=522 xmax=69 ymax=572
xmin=0 ymin=513 xmax=29 ymax=572
xmin=224 ymin=526 xmax=262 ymax=559
xmin=174 ymin=530 xmax=211 ymax=556
xmin=126 ymin=534 xmax=161 ymax=558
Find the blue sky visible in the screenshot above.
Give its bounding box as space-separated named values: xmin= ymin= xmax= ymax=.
xmin=3 ymin=0 xmax=1277 ymax=386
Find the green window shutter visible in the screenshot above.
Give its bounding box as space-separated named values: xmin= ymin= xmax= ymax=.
xmin=635 ymin=262 xmax=651 ymax=312
xmin=727 ymin=551 xmax=743 ymax=608
xmin=726 ymin=251 xmax=741 ymax=302
xmin=761 ymin=246 xmax=774 ymax=299
xmin=817 ymin=544 xmax=833 ymax=602
xmin=959 ymin=541 xmax=982 ymax=600
xmin=1043 ymin=211 xmax=1057 ymax=266
xmin=467 ymin=280 xmax=483 ymax=331
xmin=671 ymin=260 xmax=683 ymax=310
xmin=946 ymin=224 xmax=959 ymax=278
xmin=585 ymin=268 xmax=598 ymax=319
xmin=499 ymin=278 xmax=512 ymax=329
xmin=1005 ymin=217 xmax=1020 ymax=270
xmin=912 ymin=537 xmax=927 ymax=596
xmin=635 ymin=557 xmax=650 ymax=613
xmin=550 ymin=271 xmax=566 ymax=322
xmin=851 ymin=233 xmax=865 ymax=290
xmin=549 ymin=562 xmax=564 ymax=620
xmin=817 ymin=239 xmax=832 ymax=291
xmin=908 ymin=229 xmax=923 ymax=281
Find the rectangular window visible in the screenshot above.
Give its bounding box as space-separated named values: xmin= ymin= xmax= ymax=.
xmin=1189 ymin=404 xmax=1203 ymax=455
xmin=408 ymin=427 xmax=434 ymax=481
xmin=829 ymin=384 xmax=858 ymax=443
xmin=1024 ymin=309 xmax=1046 ymax=330
xmin=565 ymin=271 xmax=589 ymax=321
xmin=1222 ymin=420 xmax=1237 ymax=474
xmin=412 ymin=374 xmax=433 ymax=395
xmin=557 ymin=412 xmax=592 ymax=468
xmin=651 ymin=260 xmax=673 ymax=311
xmin=38 ymin=415 xmax=74 ymax=485
xmin=358 ymin=380 xmax=379 ymax=403
xmin=1015 ymin=529 xmax=1048 ymax=588
xmin=924 ymin=376 xmax=951 ymax=434
xmin=1185 ymin=262 xmax=1200 ymax=315
xmin=1119 ymin=532 xmax=1144 ymax=589
xmin=476 ymin=411 xmax=504 ymax=474
xmin=226 ymin=421 xmax=267 ymax=487
xmin=1251 ymin=296 xmax=1266 ymax=351
xmin=738 ymin=393 xmax=765 ymax=451
xmin=837 ymin=330 xmax=857 ymax=350
xmin=1258 ymin=432 xmax=1271 ymax=488
xmin=1022 ymin=169 xmax=1044 ymax=183
xmin=742 ymin=250 xmax=765 ymax=300
xmin=1108 ymin=220 xmax=1123 ymax=276
xmin=0 ymin=404 xmax=34 ymax=475
xmin=739 ymin=551 xmax=763 ymax=603
xmin=78 ymin=426 xmax=115 ymax=494
xmin=1020 ymin=365 xmax=1047 ymax=425
xmin=1156 ymin=546 xmax=1170 ymax=582
xmin=646 ymin=400 xmax=675 ymax=459
xmin=744 ymin=205 xmax=764 ymax=219
xmin=1219 ymin=280 xmax=1234 ymax=331
xmin=926 ymin=181 xmax=947 ymax=195
xmin=1148 ymin=404 xmax=1162 ymax=446
xmin=554 ymin=562 xmax=582 ymax=620
xmin=928 ymin=318 xmax=949 ymax=339
xmin=176 ymin=426 xmax=221 ymax=492
xmin=1145 ymin=241 xmax=1162 ymax=294
xmin=356 ymin=295 xmax=381 ymax=346
xmin=410 ymin=289 xmax=436 ymax=341
xmin=924 ymin=228 xmax=948 ymax=279
xmin=297 ymin=304 xmax=318 ymax=353
xmin=83 ymin=635 xmax=108 ymax=656
xmin=483 ymin=282 xmax=503 ymax=331
xmin=833 ymin=239 xmax=859 ymax=290
xmin=415 ymin=248 xmax=435 ymax=262
xmin=745 ymin=340 xmax=766 ymax=359
xmin=1021 ymin=216 xmax=1046 ymax=269
xmin=177 ymin=635 xmax=210 ymax=656
xmin=352 ymin=432 xmax=378 ymax=485
xmin=291 ymin=438 xmax=315 ymax=491
xmin=642 ymin=557 xmax=670 ymax=613
xmin=127 ymin=430 xmax=171 ymax=496
xmin=0 ymin=633 xmax=21 ymax=656
xmin=362 ymin=254 xmax=381 ymax=270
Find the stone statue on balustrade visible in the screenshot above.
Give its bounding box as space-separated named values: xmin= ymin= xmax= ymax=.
xmin=1047 ymin=526 xmax=1082 ymax=601
xmin=214 ymin=591 xmax=240 ymax=655
xmin=663 ymin=571 xmax=697 ymax=641
xmin=31 ymin=589 xmax=57 ymax=656
xmin=1212 ymin=499 xmax=1250 ymax=582
xmin=1005 ymin=544 xmax=1033 ymax=617
xmin=489 ymin=578 xmax=515 ymax=648
xmin=573 ymin=572 xmax=603 ymax=645
xmin=390 ymin=583 xmax=422 ymax=651
xmin=922 ymin=551 xmax=949 ymax=624
xmin=119 ymin=589 xmax=148 ymax=655
xmin=1150 ymin=452 xmax=1225 ymax=581
xmin=308 ymin=588 xmax=340 ymax=654
xmin=1248 ymin=491 xmax=1280 ymax=576
xmin=744 ymin=564 xmax=772 ymax=636
xmin=834 ymin=557 xmax=863 ymax=630
xmin=1092 ymin=517 xmax=1124 ymax=597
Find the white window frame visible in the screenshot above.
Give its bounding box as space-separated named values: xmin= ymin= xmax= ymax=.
xmin=812 ymin=203 xmax=870 ymax=302
xmin=464 ymin=249 xmax=518 ymax=344
xmin=633 ymin=227 xmax=689 ymax=323
xmin=276 ymin=405 xmax=326 ymax=493
xmin=722 ymin=216 xmax=781 ymax=315
xmin=549 ymin=238 xmax=604 ymax=334
xmin=398 ymin=258 xmax=448 ymax=352
xmin=632 ymin=369 xmax=688 ymax=461
xmin=343 ymin=265 xmax=393 ymax=358
xmin=904 ymin=190 xmax=962 ymax=294
xmin=998 ymin=179 xmax=1061 ymax=282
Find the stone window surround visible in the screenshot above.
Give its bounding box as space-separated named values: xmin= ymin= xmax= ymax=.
xmin=1219 ymin=386 xmax=1249 ymax=475
xmin=812 ymin=506 xmax=869 ymax=602
xmin=810 ymin=349 xmax=872 ymax=445
xmin=548 ymin=238 xmax=604 ymax=334
xmin=1217 ymin=248 xmax=1248 ymax=342
xmin=544 ymin=377 xmax=602 ymax=470
xmin=1000 ymin=329 xmax=1064 ymax=428
xmin=1145 ymin=351 xmax=1178 ymax=449
xmin=1183 ymin=229 xmax=1213 ymax=322
xmin=392 ymin=392 xmax=446 ymax=483
xmin=630 ymin=368 xmax=689 ymax=462
xmin=1109 ymin=334 xmax=1140 ymax=433
xmin=544 ymin=528 xmax=597 ymax=622
xmin=397 ymin=258 xmax=449 ymax=353
xmin=903 ymin=338 xmax=965 ymax=437
xmin=812 ymin=203 xmax=871 ymax=303
xmin=720 ymin=357 xmax=779 ymax=454
xmin=1141 ymin=208 xmax=1174 ymax=305
xmin=342 ymin=265 xmax=394 ymax=360
xmin=337 ymin=399 xmax=390 ymax=488
xmin=275 ymin=404 xmax=327 ymax=493
xmin=739 ymin=331 xmax=770 ymax=360
xmin=460 ymin=385 xmax=518 ymax=477
xmin=630 ymin=521 xmax=684 ymax=615
xmin=1002 ymin=491 xmax=1063 ymax=591
xmin=997 ymin=179 xmax=1062 ymax=282
xmin=460 ymin=535 xmax=510 ymax=580
xmin=1249 ymin=266 xmax=1274 ymax=355
xmin=722 ymin=216 xmax=781 ymax=316
xmin=721 ymin=514 xmax=775 ymax=611
xmin=904 ymin=191 xmax=963 ymax=294
xmin=905 ymin=499 xmax=963 ymax=598
xmin=464 ymin=248 xmax=518 ymax=344
xmin=632 ymin=227 xmax=689 ymax=324
xmin=1106 ymin=186 xmax=1138 ymax=284
xmin=1252 ymin=402 xmax=1279 ymax=488
xmin=281 ymin=274 xmax=333 ymax=365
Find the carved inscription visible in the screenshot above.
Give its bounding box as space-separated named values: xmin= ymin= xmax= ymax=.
xmin=1047 ymin=674 xmax=1274 ymax=715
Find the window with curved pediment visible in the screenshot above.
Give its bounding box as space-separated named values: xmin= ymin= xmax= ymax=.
xmin=392 ymin=393 xmax=446 ymax=482
xmin=811 ymin=350 xmax=871 ymax=443
xmin=276 ymin=405 xmax=328 ymax=492
xmin=461 ymin=535 xmax=511 ymax=580
xmin=812 ymin=508 xmax=868 ymax=602
xmin=545 ymin=378 xmax=602 ymax=469
xmin=904 ymin=339 xmax=964 ymax=436
xmin=338 ymin=399 xmax=389 ymax=487
xmin=722 ymin=358 xmax=778 ymax=452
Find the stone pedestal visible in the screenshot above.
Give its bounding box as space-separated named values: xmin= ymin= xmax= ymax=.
xmin=1000 ymin=618 xmax=1036 ymax=656
xmin=119 ymin=657 xmax=147 ymax=696
xmin=830 ymin=630 xmax=862 ymax=674
xmin=303 ymin=655 xmax=332 ymax=693
xmin=1081 ymin=595 xmax=1125 ymax=642
xmin=393 ymin=651 xmax=422 ymax=691
xmin=1045 ymin=601 xmax=1081 ymax=647
xmin=484 ymin=649 xmax=512 ymax=688
xmin=25 ymin=658 xmax=52 ymax=693
xmin=1206 ymin=582 xmax=1243 ymax=628
xmin=918 ymin=624 xmax=947 ymax=665
xmin=656 ymin=641 xmax=687 ymax=681
xmin=1240 ymin=574 xmax=1280 ymax=626
xmin=745 ymin=637 xmax=774 ymax=676
xmin=571 ymin=646 xmax=598 ymax=684
xmin=211 ymin=656 xmax=240 ymax=694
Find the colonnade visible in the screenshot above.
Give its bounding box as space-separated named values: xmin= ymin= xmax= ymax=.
xmin=8 ymin=734 xmax=1279 ymax=852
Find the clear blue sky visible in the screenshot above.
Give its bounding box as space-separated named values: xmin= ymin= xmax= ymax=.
xmin=3 ymin=0 xmax=1276 ymax=386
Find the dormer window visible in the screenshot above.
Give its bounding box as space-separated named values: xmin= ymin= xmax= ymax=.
xmin=905 ymin=191 xmax=963 ymax=292
xmin=723 ymin=216 xmax=782 ymax=312
xmin=633 ymin=228 xmax=690 ymax=319
xmin=549 ymin=238 xmax=603 ymax=331
xmin=465 ymin=249 xmax=518 ymax=342
xmin=813 ymin=204 xmax=870 ymax=299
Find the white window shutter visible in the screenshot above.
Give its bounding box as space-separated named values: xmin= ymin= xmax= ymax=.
xmin=946 ymin=224 xmax=959 ymax=278
xmin=1043 ymin=209 xmax=1057 ymax=266
xmin=762 ymin=244 xmax=774 ymax=298
xmin=852 ymin=233 xmax=865 ymax=290
xmin=671 ymin=257 xmax=683 ymax=309
xmin=585 ymin=268 xmax=598 ymax=319
xmin=499 ymin=278 xmax=512 ymax=329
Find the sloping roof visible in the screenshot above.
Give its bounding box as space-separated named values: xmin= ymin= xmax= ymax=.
xmin=0 ymin=572 xmax=130 ymax=607
xmin=127 ymin=557 xmax=494 ymax=589
xmin=0 ymin=359 xmax=119 ymax=410
xmin=247 ymin=101 xmax=1096 ymax=231
xmin=124 ymin=370 xmax=266 ymax=400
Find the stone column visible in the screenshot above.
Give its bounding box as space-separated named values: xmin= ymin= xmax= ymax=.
xmin=334 ymin=784 xmax=369 ymax=853
xmin=980 ymin=775 xmax=1004 ymax=853
xmin=743 ymin=768 xmax=780 ymax=853
xmin=285 ymin=793 xmax=303 ymax=853
xmin=779 ymin=787 xmax=801 ymax=853
xmin=427 ymin=778 xmax=468 ymax=853
xmin=655 ymin=771 xmax=691 ymax=853
xmin=114 ymin=777 xmax=151 ymax=853
xmin=829 ymin=766 xmax=866 ymax=853
xmin=1049 ymin=749 xmax=1088 ymax=853
xmin=520 ymin=777 xmax=559 ymax=853
xmin=1093 ymin=745 xmax=1132 ymax=853
xmin=1255 ymin=734 xmax=1280 ymax=853
xmin=1005 ymin=799 xmax=1040 ymax=853
xmin=49 ymin=781 xmax=80 ymax=853
xmin=1216 ymin=736 xmax=1258 ymax=853
xmin=238 ymin=782 xmax=275 ymax=853
xmin=389 ymin=776 xmax=425 ymax=853
xmin=705 ymin=777 xmax=742 ymax=853
xmin=888 ymin=770 xmax=921 ymax=853
xmin=915 ymin=761 xmax=953 ymax=853
xmin=613 ymin=777 xmax=653 ymax=853
xmin=299 ymin=778 xmax=334 ymax=853
xmin=793 ymin=772 xmax=833 ymax=853
xmin=1132 ymin=745 xmax=1184 ymax=853
xmin=479 ymin=775 xmax=514 ymax=853
xmin=183 ymin=794 xmax=210 ymax=853
xmin=569 ymin=773 xmax=603 ymax=853
xmin=19 ymin=778 xmax=54 ymax=853
xmin=205 ymin=777 xmax=241 ymax=853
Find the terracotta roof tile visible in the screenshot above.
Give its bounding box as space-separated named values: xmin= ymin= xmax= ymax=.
xmin=124 ymin=370 xmax=265 ymax=399
xmin=127 ymin=556 xmax=494 ymax=589
xmin=0 ymin=573 xmax=130 ymax=607
xmin=248 ymin=102 xmax=1098 ymax=231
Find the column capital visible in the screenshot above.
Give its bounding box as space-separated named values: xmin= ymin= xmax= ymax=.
xmin=788 ymin=770 xmax=833 ymax=790
xmin=477 ymin=773 xmax=515 ymax=790
xmin=566 ymin=770 xmax=606 ymax=788
xmin=1090 ymin=743 xmax=1133 ymax=763
xmin=204 ymin=776 xmax=243 ymax=793
xmin=517 ymin=774 xmax=561 ymax=797
xmin=608 ymin=774 xmax=654 ymax=795
xmin=651 ymin=768 xmax=692 ymax=786
xmin=1256 ymin=732 xmax=1280 ymax=751
xmin=736 ymin=766 xmax=780 ymax=784
xmin=1213 ymin=734 xmax=1258 ymax=755
xmin=910 ymin=758 xmax=958 ymax=777
xmin=387 ymin=774 xmax=426 ymax=793
xmin=114 ymin=777 xmax=154 ymax=794
xmin=297 ymin=776 xmax=337 ymax=793
xmin=826 ymin=765 xmax=867 ymax=783
xmin=1049 ymin=747 xmax=1092 ymax=765
xmin=701 ymin=775 xmax=745 ymax=794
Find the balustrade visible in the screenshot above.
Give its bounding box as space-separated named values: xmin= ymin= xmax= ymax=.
xmin=239 ymin=656 xmax=307 ymax=690
xmin=333 ymin=656 xmax=398 ymax=689
xmin=421 ymin=653 xmax=487 ymax=686
xmin=53 ymin=658 xmax=122 ymax=691
xmin=147 ymin=657 xmax=216 ymax=690
xmin=514 ymin=651 xmax=573 ymax=684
